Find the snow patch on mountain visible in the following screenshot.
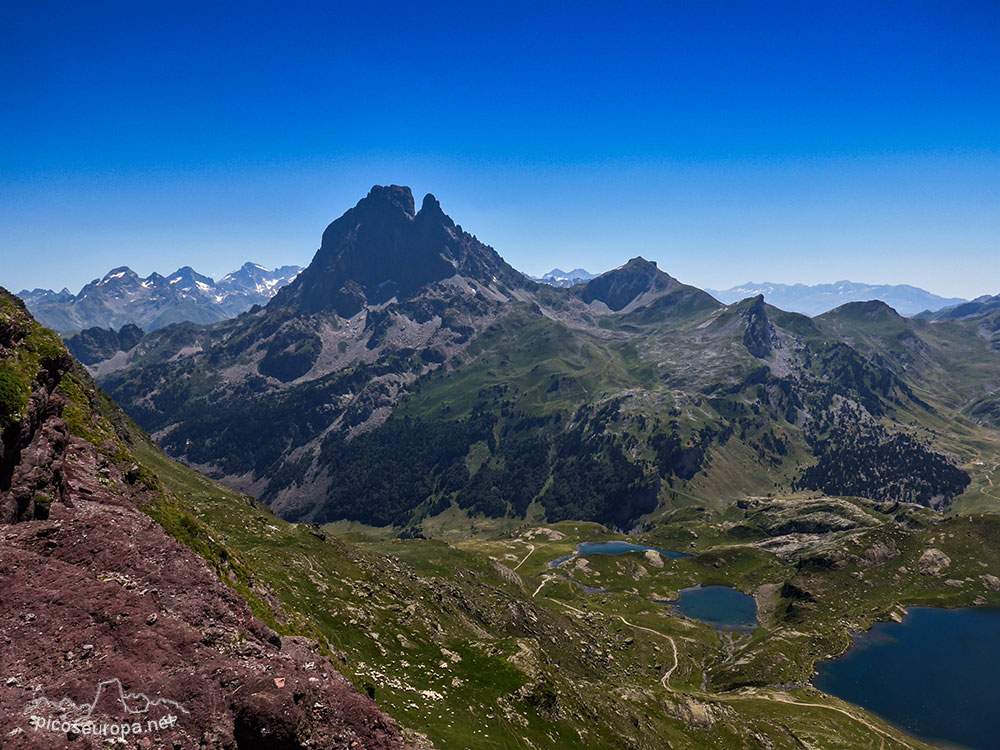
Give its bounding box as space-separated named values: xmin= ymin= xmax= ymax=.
xmin=531 ymin=268 xmax=598 ymax=288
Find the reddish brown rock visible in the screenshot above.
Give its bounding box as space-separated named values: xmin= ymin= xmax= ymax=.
xmin=0 ymin=290 xmax=413 ymax=749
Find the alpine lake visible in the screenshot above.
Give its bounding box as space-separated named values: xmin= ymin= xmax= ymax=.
xmin=814 ymin=605 xmax=1000 ymax=750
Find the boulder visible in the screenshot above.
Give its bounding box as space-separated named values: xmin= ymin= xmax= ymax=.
xmin=862 ymin=540 xmax=899 ymax=566
xmin=917 ymin=548 xmax=951 ymax=576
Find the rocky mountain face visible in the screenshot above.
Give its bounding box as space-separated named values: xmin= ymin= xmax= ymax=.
xmin=273 ymin=186 xmax=525 ymax=317
xmin=576 ymin=258 xmax=698 ymax=312
xmin=65 ymin=323 xmax=145 ymax=365
xmin=707 ymin=280 xmax=967 ymax=317
xmin=0 ymin=290 xmax=410 ymax=749
xmin=532 ymin=268 xmax=597 ymax=287
xmin=18 ymin=262 xmax=302 ymax=333
xmin=92 ymin=186 xmax=995 ymax=531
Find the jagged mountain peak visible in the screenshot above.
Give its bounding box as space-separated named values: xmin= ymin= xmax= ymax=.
xmin=728 ymin=293 xmax=766 ymax=308
xmin=415 ymin=192 xmax=457 ymax=231
xmin=222 ymin=261 xmax=297 ymax=282
xmin=276 ymin=186 xmax=520 ymax=317
xmin=739 ymin=294 xmax=774 ymax=358
xmin=358 ymin=183 xmax=417 ymax=218
xmin=419 ymin=191 xmax=442 ymax=214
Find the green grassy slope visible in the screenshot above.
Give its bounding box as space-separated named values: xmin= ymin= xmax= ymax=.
xmin=136 ymin=434 xmax=1000 ymax=749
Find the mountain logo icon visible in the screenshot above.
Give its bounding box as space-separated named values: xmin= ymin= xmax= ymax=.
xmin=24 ymin=678 xmax=189 ymax=720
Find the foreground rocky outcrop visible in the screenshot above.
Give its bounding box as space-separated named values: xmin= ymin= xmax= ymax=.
xmin=0 ymin=289 xmax=411 ymax=749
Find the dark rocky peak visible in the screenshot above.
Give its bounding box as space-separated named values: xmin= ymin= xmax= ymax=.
xmin=66 ymin=326 xmax=118 ymax=365
xmin=578 ymin=257 xmax=678 ymax=312
xmin=117 ymin=323 xmax=144 ymax=349
xmin=368 ymin=184 xmax=416 ymax=216
xmin=316 ymin=186 xmax=417 ymax=250
xmin=273 ymin=185 xmax=521 ymax=317
xmin=418 ymin=191 xmax=447 ymax=218
xmin=623 ymin=257 xmax=659 ymax=272
xmin=65 ymin=323 xmax=146 ymax=366
xmin=739 ymin=295 xmax=774 ymax=358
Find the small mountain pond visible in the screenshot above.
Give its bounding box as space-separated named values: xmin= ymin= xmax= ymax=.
xmin=547 ymin=541 xmax=689 ymax=568
xmin=663 ymin=585 xmax=758 ymax=631
xmin=548 ymin=542 xmax=757 ymax=630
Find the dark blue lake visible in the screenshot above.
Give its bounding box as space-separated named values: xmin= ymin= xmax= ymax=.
xmin=548 ymin=541 xmax=689 ymax=568
xmin=668 ymin=585 xmax=758 ymax=630
xmin=814 ymin=606 xmax=1000 ymax=750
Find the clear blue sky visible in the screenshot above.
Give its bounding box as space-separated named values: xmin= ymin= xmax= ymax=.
xmin=2 ymin=1 xmax=998 ymax=298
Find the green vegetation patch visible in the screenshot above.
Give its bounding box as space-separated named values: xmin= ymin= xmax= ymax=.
xmin=0 ymin=366 xmax=29 ymax=426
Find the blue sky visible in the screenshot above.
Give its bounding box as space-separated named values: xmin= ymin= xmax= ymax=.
xmin=2 ymin=1 xmax=998 ymax=298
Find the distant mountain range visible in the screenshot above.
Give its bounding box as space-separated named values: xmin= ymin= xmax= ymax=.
xmin=706 ymin=281 xmax=966 ymax=317
xmin=17 ymin=262 xmax=301 ymax=333
xmin=21 ymin=260 xmax=970 ymax=336
xmin=532 ymin=268 xmax=598 ymax=287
